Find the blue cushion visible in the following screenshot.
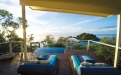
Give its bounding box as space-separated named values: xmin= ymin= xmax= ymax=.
xmin=37 ymin=55 xmax=49 ymax=60
xmin=17 ymin=64 xmax=53 ymax=75
xmin=81 ymin=62 xmax=93 ymax=66
xmin=71 ymin=55 xmax=81 ymax=71
xmin=78 ymin=66 xmax=121 ymax=75
xmin=48 ymin=55 xmax=57 ymax=68
xmin=17 ymin=55 xmax=58 ymax=75
xmin=79 ymin=55 xmax=96 ymax=63
xmin=94 ymin=63 xmax=108 ymax=66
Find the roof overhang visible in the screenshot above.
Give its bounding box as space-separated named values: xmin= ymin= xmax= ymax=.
xmin=20 ymin=0 xmax=121 ymax=17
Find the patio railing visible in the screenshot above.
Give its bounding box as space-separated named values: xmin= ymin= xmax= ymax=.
xmin=0 ymin=41 xmax=23 ymax=53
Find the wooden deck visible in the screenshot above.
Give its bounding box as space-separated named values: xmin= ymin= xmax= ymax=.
xmin=0 ymin=50 xmax=113 ymax=75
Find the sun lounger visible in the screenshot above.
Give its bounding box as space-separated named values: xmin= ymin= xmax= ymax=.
xmin=70 ymin=55 xmax=121 ymax=75
xmin=17 ymin=55 xmax=58 ymax=75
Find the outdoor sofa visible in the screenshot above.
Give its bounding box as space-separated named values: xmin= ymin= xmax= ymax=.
xmin=17 ymin=55 xmax=58 ymax=75
xmin=70 ymin=55 xmax=121 ymax=75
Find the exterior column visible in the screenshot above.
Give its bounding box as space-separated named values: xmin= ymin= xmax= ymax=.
xmin=114 ymin=14 xmax=121 ymax=68
xmin=22 ymin=5 xmax=27 ymax=62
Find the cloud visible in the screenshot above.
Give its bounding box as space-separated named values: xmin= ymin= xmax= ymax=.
xmin=16 ymin=26 xmax=83 ymax=41
xmin=99 ymin=25 xmax=117 ymax=29
xmin=84 ymin=27 xmax=116 ymax=34
xmin=0 ymin=0 xmax=117 ymax=42
xmin=16 ymin=23 xmax=116 ymax=42
xmin=0 ymin=0 xmax=49 ymax=25
xmin=71 ymin=17 xmax=102 ymax=26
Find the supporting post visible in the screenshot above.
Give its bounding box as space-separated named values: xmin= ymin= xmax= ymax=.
xmin=66 ymin=38 xmax=68 ymax=50
xmin=22 ymin=5 xmax=27 ymax=62
xmin=114 ymin=14 xmax=121 ymax=68
xmin=9 ymin=41 xmax=12 ymax=53
xmin=87 ymin=40 xmax=90 ymax=50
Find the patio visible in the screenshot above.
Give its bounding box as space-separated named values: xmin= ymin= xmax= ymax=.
xmin=0 ymin=50 xmax=113 ymax=75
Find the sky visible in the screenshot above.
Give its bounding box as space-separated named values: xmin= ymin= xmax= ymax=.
xmin=0 ymin=0 xmax=117 ymax=42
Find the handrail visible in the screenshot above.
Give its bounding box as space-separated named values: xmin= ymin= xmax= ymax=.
xmin=0 ymin=42 xmax=8 ymax=44
xmin=12 ymin=41 xmax=23 ymax=43
xmin=0 ymin=41 xmax=24 ymax=53
xmin=90 ymin=40 xmax=121 ymax=50
xmin=91 ymin=40 xmax=116 ymax=48
xmin=0 ymin=41 xmax=23 ymax=44
xmin=79 ymin=40 xmax=121 ymax=50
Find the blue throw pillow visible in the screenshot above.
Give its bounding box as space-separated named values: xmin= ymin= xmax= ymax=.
xmin=37 ymin=55 xmax=48 ymax=60
xmin=80 ymin=62 xmax=93 ymax=66
xmin=79 ymin=56 xmax=96 ymax=63
xmin=94 ymin=63 xmax=108 ymax=66
xmin=38 ymin=60 xmax=50 ymax=64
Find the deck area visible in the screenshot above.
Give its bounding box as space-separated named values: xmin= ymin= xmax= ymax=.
xmin=0 ymin=50 xmax=113 ymax=75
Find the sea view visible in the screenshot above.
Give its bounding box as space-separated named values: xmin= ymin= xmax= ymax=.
xmin=95 ymin=34 xmax=116 ymax=38
xmin=35 ymin=34 xmax=116 ymax=54
xmin=77 ymin=34 xmax=116 ymax=46
xmin=39 ymin=34 xmax=116 ymax=48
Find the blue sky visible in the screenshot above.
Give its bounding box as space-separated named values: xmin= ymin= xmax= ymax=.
xmin=0 ymin=0 xmax=117 ymax=42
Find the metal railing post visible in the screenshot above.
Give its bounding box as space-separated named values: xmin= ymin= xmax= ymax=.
xmin=87 ymin=40 xmax=90 ymax=50
xmin=21 ymin=42 xmax=23 ymax=53
xmin=66 ymin=39 xmax=68 ymax=50
xmin=9 ymin=41 xmax=12 ymax=53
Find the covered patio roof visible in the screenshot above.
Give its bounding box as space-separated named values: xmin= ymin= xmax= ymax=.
xmin=19 ymin=0 xmax=121 ymax=68
xmin=20 ymin=0 xmax=121 ymax=17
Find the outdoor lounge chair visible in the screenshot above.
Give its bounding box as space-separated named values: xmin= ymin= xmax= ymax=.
xmin=17 ymin=55 xmax=58 ymax=75
xmin=0 ymin=53 xmax=15 ymax=60
xmin=70 ymin=55 xmax=121 ymax=75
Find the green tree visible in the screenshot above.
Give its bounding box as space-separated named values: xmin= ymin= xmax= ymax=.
xmin=71 ymin=44 xmax=86 ymax=49
xmin=47 ymin=43 xmax=65 ymax=47
xmin=57 ymin=36 xmax=77 ymax=48
xmin=41 ymin=40 xmax=47 ymax=47
xmin=76 ymin=33 xmax=100 ymax=41
xmin=90 ymin=36 xmax=117 ymax=65
xmin=0 ymin=9 xmax=29 ymax=53
xmin=43 ymin=35 xmax=55 ymax=45
xmin=28 ymin=34 xmax=34 ymax=44
xmin=0 ymin=9 xmax=28 ymax=41
xmin=68 ymin=38 xmax=77 ymax=46
xmin=57 ymin=36 xmax=67 ymax=45
xmin=0 ymin=30 xmax=6 ymax=42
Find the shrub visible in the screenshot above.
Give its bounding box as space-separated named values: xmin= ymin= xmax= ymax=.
xmin=90 ymin=36 xmax=121 ymax=69
xmin=47 ymin=43 xmax=65 ymax=48
xmin=71 ymin=44 xmax=86 ymax=49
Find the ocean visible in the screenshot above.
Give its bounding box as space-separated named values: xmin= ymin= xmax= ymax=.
xmin=95 ymin=34 xmax=116 ymax=38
